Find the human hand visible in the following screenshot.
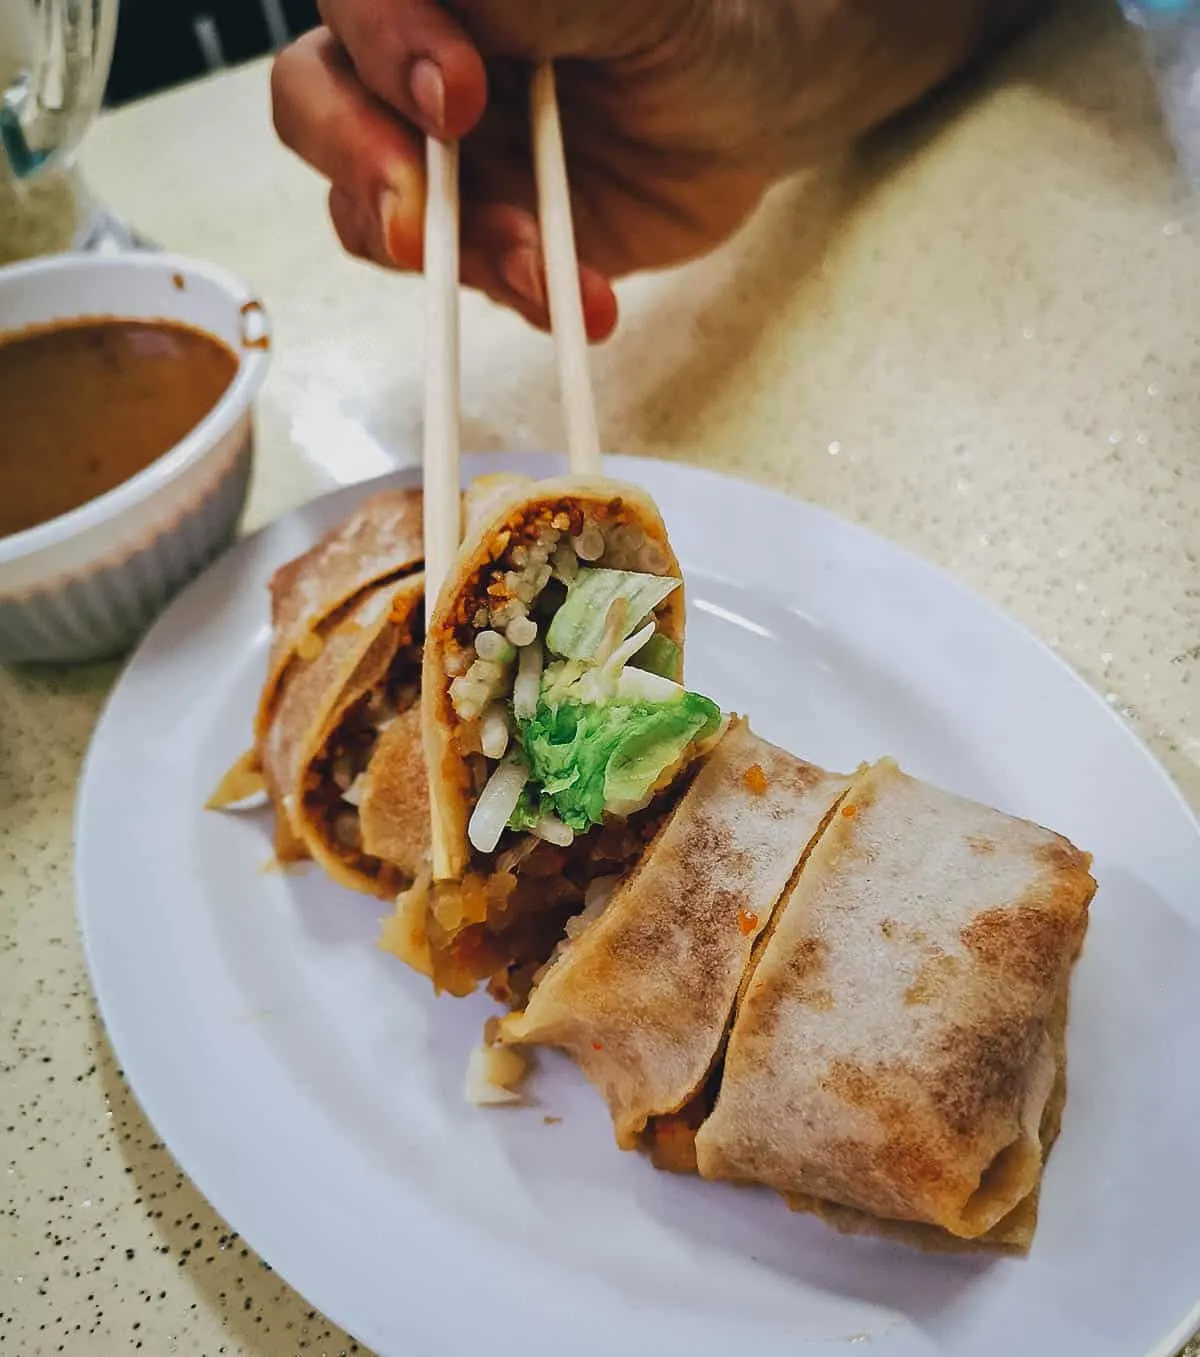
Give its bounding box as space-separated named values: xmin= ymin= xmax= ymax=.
xmin=271 ymin=0 xmax=1037 ymax=341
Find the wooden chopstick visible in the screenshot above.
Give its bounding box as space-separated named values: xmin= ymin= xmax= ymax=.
xmin=423 ymin=134 xmax=461 ymax=883
xmin=531 ymin=60 xmax=603 ymax=479
xmin=423 ymin=69 xmax=598 ymax=879
xmin=422 ymin=135 xmax=462 ymax=611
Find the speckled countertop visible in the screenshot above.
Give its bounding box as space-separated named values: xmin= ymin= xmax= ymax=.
xmin=2 ymin=1 xmax=1198 ymax=1353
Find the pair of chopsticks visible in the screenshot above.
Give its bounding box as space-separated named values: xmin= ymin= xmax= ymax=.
xmin=422 ymin=61 xmax=600 ymax=616
xmin=422 ymin=61 xmax=599 ymax=880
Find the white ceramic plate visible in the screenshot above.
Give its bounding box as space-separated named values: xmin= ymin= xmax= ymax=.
xmin=77 ymin=454 xmax=1200 ymax=1357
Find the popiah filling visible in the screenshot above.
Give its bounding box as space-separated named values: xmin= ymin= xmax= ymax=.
xmin=302 ymin=639 xmax=422 ymax=891
xmin=392 ymin=784 xmax=686 ymax=999
xmin=440 ymin=499 xmax=724 ymax=858
xmin=645 ymin=1080 xmax=719 ymax=1176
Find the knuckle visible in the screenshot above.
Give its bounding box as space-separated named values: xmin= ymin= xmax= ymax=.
xmin=268 ymin=51 xmax=300 ymax=146
xmin=346 ymin=11 xmax=410 ymax=101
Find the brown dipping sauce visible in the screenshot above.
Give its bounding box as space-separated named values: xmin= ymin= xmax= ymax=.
xmin=0 ymin=317 xmax=239 ymax=539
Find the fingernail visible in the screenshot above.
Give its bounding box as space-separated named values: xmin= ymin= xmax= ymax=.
xmin=410 ymin=57 xmax=445 ymax=129
xmin=379 ymin=187 xmax=412 ymax=267
xmin=499 ymin=247 xmax=546 ymax=310
xmin=379 ymin=158 xmax=425 ymax=268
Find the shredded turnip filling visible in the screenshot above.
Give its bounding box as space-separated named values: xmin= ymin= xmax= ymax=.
xmin=445 ymin=506 xmax=712 ymax=857
xmin=512 ymin=640 xmax=543 ymax=721
xmin=447 ymin=511 xmax=656 ymax=723
xmin=468 ymin=753 xmax=528 ymax=854
xmin=480 ymin=703 xmax=511 ymax=760
xmin=532 ymin=814 xmax=574 ymax=847
xmin=602 ymin=619 xmax=656 ymax=679
xmin=506 ymin=615 xmax=538 ymax=647
xmin=474 ymin=629 xmax=513 ymax=664
xmin=464 ymin=1043 xmax=529 ymax=1106
xmin=446 ymin=512 xmax=664 ymax=695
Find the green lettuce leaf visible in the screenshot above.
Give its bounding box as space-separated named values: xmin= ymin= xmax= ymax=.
xmin=507 ymin=784 xmax=551 ymax=834
xmin=630 ymin=633 xmax=680 ymax=680
xmin=513 ymin=690 xmax=721 ymax=832
xmin=545 ymin=568 xmax=680 ymax=662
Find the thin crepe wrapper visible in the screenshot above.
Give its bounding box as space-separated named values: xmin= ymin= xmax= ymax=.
xmin=208 ymin=487 xmax=424 ymax=856
xmin=421 ymin=474 xmax=687 ymax=886
xmin=259 ymin=573 xmax=428 ymax=896
xmin=694 ymin=758 xmax=1094 ymax=1250
xmin=498 ymin=721 xmax=852 ymax=1148
xmin=255 ymin=487 xmax=424 ymax=747
xmin=779 ymin=984 xmax=1071 ymax=1254
xmin=357 ymin=705 xmax=430 ymax=879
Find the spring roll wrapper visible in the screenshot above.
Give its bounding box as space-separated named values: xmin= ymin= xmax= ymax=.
xmin=357 ymin=705 xmax=430 ymax=880
xmin=694 ymin=758 xmax=1095 ymax=1247
xmin=422 ymin=474 xmax=687 ymax=885
xmin=498 ymin=720 xmax=853 ymax=1148
xmin=255 ymin=488 xmax=424 ymax=744
xmin=260 ymin=574 xmax=427 ymax=893
xmin=351 ymin=476 xmax=525 ymax=873
xmin=779 ymin=982 xmax=1071 ymax=1254
xmin=462 ymin=473 xmax=534 ymax=533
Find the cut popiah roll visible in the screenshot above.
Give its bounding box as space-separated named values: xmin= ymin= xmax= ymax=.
xmin=694 ymin=758 xmax=1095 ymax=1251
xmin=209 ymin=487 xmax=426 ymax=860
xmin=497 ymin=721 xmax=853 ymax=1148
xmin=258 ymin=572 xmax=429 ymax=897
xmin=389 ymin=475 xmax=726 ymax=995
xmin=425 ymin=475 xmax=691 ymax=871
xmin=256 ymin=487 xmax=425 ymax=744
xmin=212 ymin=476 xmax=560 ymax=893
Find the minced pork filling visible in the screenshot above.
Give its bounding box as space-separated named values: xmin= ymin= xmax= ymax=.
xmin=302 ymin=644 xmax=421 ymax=882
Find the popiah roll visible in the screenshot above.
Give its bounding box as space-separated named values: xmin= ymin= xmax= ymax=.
xmin=257 ymin=487 xmax=424 ymax=743
xmin=258 ymin=572 xmax=429 ymax=896
xmin=390 ymin=475 xmax=726 ymax=995
xmin=694 ymin=758 xmax=1094 ymax=1249
xmin=498 ymin=721 xmax=852 ymax=1148
xmin=210 ymin=487 xmax=426 ymax=863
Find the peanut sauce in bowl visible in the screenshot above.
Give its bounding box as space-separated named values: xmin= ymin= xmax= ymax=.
xmin=0 ymin=252 xmax=271 ymax=662
xmin=0 ymin=318 xmax=239 ymax=539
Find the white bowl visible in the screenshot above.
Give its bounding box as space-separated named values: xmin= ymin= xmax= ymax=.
xmin=0 ymin=251 xmax=271 ymax=663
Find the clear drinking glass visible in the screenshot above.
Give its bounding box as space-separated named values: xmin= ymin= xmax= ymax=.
xmin=0 ymin=0 xmax=131 ymax=266
xmin=1120 ymin=0 xmax=1200 ymax=187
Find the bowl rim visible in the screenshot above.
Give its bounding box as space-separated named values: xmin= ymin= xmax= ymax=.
xmin=0 ymin=250 xmax=272 ymax=567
